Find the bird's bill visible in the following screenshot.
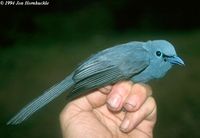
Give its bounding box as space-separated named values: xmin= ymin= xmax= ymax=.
xmin=167 ymin=56 xmax=185 ymax=66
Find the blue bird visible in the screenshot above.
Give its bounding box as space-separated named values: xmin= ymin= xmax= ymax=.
xmin=7 ymin=40 xmax=184 ymax=125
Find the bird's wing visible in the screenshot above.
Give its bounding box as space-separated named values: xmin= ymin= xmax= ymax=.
xmin=73 ymin=60 xmax=125 ymax=92
xmin=66 ymin=48 xmax=149 ymax=101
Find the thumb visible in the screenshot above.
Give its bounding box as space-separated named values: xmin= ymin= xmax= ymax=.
xmin=60 ymin=86 xmax=112 ymax=122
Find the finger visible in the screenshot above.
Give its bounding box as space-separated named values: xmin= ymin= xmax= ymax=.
xmin=85 ymin=89 xmax=108 ymax=108
xmin=60 ymin=94 xmax=103 ymax=129
xmin=124 ymin=83 xmax=152 ymax=112
xmin=120 ymin=97 xmax=156 ymax=133
xmin=98 ymin=85 xmax=112 ymax=94
xmin=60 ymin=84 xmax=114 ymax=120
xmin=61 ymin=88 xmax=109 ymax=118
xmin=60 ymin=90 xmax=108 ymax=126
xmin=70 ymin=85 xmax=113 ymax=110
xmin=133 ymin=105 xmax=157 ymax=137
xmin=106 ymin=81 xmax=133 ymax=111
xmin=84 ymin=85 xmax=112 ymax=108
xmin=78 ymin=85 xmax=113 ymax=109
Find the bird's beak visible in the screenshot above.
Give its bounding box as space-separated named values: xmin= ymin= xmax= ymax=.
xmin=167 ymin=56 xmax=185 ymax=66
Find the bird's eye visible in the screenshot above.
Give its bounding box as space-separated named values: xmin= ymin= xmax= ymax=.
xmin=156 ymin=51 xmax=162 ymax=57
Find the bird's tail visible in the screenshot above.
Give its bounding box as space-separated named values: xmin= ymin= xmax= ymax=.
xmin=7 ymin=74 xmax=74 ymax=125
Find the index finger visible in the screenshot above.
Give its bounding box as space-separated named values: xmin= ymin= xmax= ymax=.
xmin=123 ymin=83 xmax=152 ymax=112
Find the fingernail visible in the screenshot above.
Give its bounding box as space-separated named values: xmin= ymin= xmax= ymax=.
xmin=124 ymin=102 xmax=136 ymax=111
xmin=125 ymin=96 xmax=137 ymax=110
xmin=120 ymin=119 xmax=130 ymax=131
xmin=107 ymin=95 xmax=121 ymax=109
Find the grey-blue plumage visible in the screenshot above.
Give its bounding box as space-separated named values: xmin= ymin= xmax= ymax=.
xmin=7 ymin=40 xmax=184 ymax=125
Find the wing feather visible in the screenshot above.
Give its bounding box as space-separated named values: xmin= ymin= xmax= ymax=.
xmin=67 ymin=66 xmax=125 ymax=101
xmin=66 ymin=43 xmax=150 ymax=101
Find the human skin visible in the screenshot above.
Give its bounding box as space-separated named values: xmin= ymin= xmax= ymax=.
xmin=60 ymin=81 xmax=157 ymax=138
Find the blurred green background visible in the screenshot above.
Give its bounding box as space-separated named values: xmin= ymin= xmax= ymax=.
xmin=0 ymin=1 xmax=200 ymax=138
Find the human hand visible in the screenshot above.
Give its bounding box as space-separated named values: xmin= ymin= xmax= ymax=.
xmin=60 ymin=81 xmax=157 ymax=138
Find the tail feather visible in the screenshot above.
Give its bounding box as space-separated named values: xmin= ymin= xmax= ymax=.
xmin=7 ymin=74 xmax=74 ymax=125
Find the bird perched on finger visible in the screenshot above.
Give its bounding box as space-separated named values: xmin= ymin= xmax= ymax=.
xmin=7 ymin=40 xmax=184 ymax=125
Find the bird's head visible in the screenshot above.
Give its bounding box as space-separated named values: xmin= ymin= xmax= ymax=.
xmin=144 ymin=40 xmax=184 ymax=78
